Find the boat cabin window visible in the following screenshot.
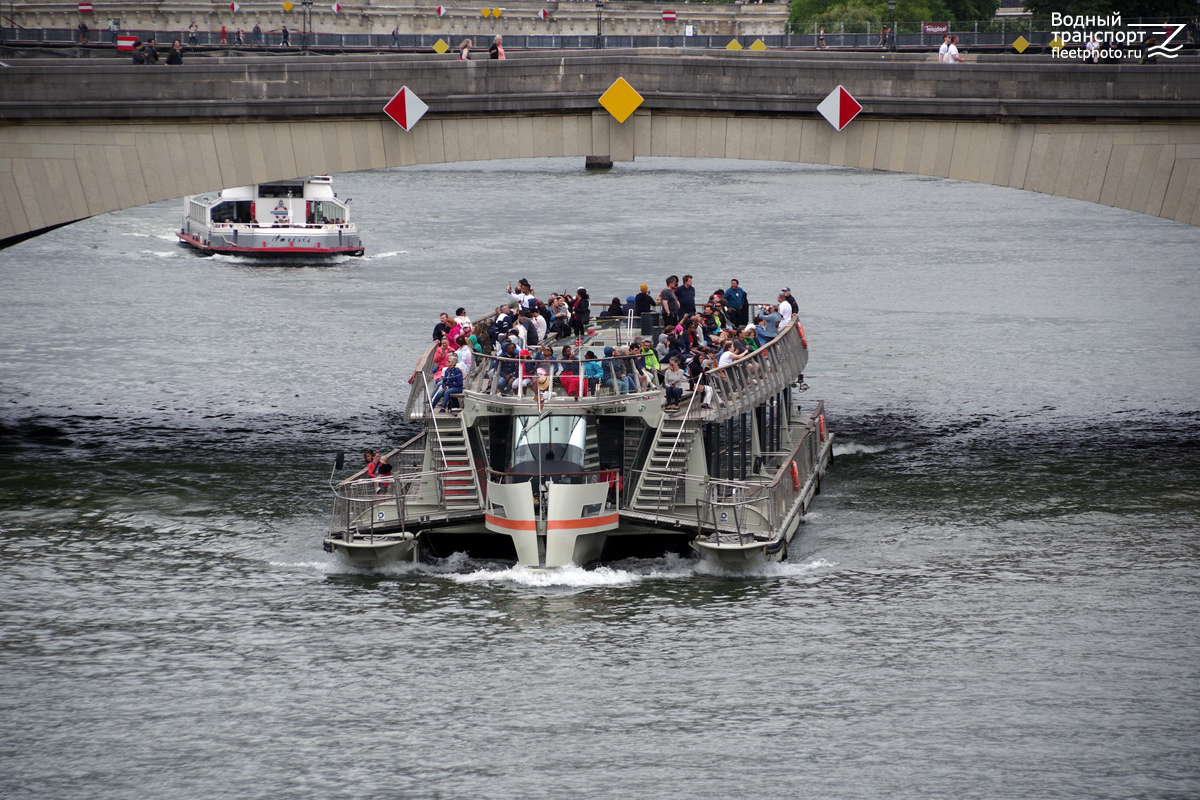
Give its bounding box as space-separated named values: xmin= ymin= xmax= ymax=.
xmin=511 ymin=415 xmax=586 ymax=476
xmin=210 ymin=200 xmax=254 ymax=224
xmin=258 ymin=184 xmax=300 ymax=198
xmin=307 ymin=200 xmax=345 ymax=225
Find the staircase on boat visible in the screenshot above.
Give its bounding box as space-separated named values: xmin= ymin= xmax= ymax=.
xmin=427 ymin=414 xmax=482 ymax=512
xmin=629 ymin=418 xmax=701 ymax=513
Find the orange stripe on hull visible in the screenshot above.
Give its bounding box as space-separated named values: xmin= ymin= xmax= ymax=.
xmin=484 ymin=514 xmax=536 ymax=531
xmin=547 ymin=514 xmax=619 ymax=531
xmin=484 ymin=514 xmax=619 ymax=532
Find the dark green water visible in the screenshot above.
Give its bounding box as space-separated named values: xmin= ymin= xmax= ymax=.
xmin=1 ymin=159 xmax=1198 ymax=799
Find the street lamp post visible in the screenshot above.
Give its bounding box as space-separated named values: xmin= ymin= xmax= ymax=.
xmin=595 ymin=0 xmax=604 ymax=49
xmin=887 ymin=0 xmax=897 ymax=51
xmin=301 ymin=0 xmax=312 ymax=52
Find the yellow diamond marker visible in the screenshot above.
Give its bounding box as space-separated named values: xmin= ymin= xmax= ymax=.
xmin=433 ymin=38 xmax=450 ymax=54
xmin=1050 ymin=36 xmax=1063 ymax=50
xmin=1012 ymin=35 xmax=1029 ymax=53
xmin=481 ymin=7 xmax=491 ymax=16
xmin=282 ymin=1 xmax=293 ymax=10
xmin=598 ymin=77 xmax=643 ymax=124
xmin=493 ymin=7 xmax=502 ymax=16
xmin=726 ymin=39 xmax=743 ymax=50
xmin=749 ymin=38 xmax=767 ymax=51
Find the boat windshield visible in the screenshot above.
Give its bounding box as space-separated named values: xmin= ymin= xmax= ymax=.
xmin=511 ymin=415 xmax=585 ymax=474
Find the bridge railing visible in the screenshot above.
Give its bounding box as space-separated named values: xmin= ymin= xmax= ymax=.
xmin=8 ymin=26 xmax=1188 ymax=53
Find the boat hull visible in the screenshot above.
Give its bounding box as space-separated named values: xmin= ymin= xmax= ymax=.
xmin=178 ymin=230 xmax=364 ymax=257
xmin=324 ymin=531 xmax=417 ymax=567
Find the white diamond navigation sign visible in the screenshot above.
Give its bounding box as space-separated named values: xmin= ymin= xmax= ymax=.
xmin=383 ymin=86 xmax=429 ymax=132
xmin=816 ymin=85 xmax=863 ymax=132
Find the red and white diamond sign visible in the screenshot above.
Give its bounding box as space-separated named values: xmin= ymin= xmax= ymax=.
xmin=662 ymin=9 xmax=677 ymax=20
xmin=537 ymin=9 xmax=549 ymax=19
xmin=817 ymin=85 xmax=863 ymax=131
xmin=435 ymin=5 xmax=447 ymax=15
xmin=331 ymin=2 xmax=341 ymax=11
xmin=383 ymin=86 xmax=429 ymax=132
xmin=229 ymin=1 xmax=240 ymax=11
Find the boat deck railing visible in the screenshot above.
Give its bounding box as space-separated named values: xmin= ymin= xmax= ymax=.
xmin=625 ymin=399 xmax=827 ymax=537
xmin=404 ymin=303 xmax=807 ymax=421
xmin=329 ymin=465 xmax=476 ymax=537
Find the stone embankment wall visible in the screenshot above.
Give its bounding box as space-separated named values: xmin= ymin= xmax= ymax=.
xmin=12 ymin=0 xmax=789 ymax=39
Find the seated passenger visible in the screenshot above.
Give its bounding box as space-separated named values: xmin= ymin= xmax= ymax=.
xmin=663 ymin=357 xmax=686 ymax=410
xmin=598 ymin=297 xmax=623 ymax=319
xmin=583 ymin=350 xmax=603 ymax=395
xmin=430 ymin=354 xmax=463 ymax=411
xmin=558 ymin=345 xmax=584 ymax=397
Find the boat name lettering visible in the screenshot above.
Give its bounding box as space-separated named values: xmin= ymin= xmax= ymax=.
xmin=602 ymin=407 xmax=628 ymax=414
xmin=486 ymin=404 xmax=507 ymax=413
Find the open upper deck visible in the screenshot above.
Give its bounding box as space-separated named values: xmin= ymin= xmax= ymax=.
xmin=404 ymin=306 xmax=809 ymax=424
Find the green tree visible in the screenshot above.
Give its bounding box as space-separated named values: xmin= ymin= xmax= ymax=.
xmin=1023 ymin=0 xmax=1197 ymax=18
xmin=789 ymin=0 xmax=961 ymax=31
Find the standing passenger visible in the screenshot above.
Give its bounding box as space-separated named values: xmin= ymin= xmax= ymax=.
xmin=489 ymin=35 xmax=504 ymax=59
xmin=166 ymin=39 xmax=184 ymax=64
xmin=571 ymin=288 xmax=590 ymax=337
xmin=459 ymin=38 xmax=472 ymax=59
xmin=677 ymin=274 xmax=697 ymax=316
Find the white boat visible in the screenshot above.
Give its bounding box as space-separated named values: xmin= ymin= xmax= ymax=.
xmin=178 ymin=176 xmax=363 ymax=256
xmin=325 ymin=305 xmax=833 ymax=570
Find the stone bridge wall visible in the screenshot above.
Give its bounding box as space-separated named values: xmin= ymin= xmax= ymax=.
xmin=1 ymin=52 xmax=1198 ymax=244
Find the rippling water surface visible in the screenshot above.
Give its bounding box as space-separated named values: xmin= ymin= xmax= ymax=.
xmin=2 ymin=159 xmax=1198 ymax=799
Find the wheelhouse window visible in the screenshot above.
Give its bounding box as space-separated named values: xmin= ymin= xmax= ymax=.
xmin=511 ymin=415 xmax=586 ymax=474
xmin=258 ymin=184 xmax=301 ymax=198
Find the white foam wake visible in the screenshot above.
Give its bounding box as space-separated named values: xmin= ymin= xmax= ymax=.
xmin=833 ymin=441 xmax=889 ymax=456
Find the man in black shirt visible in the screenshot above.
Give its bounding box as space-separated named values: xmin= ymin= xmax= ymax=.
xmin=677 ymin=274 xmax=697 ymax=316
xmin=432 ymin=312 xmax=452 ymax=341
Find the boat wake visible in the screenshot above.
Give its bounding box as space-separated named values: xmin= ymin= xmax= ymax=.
xmin=310 ymin=551 xmax=837 ymax=586
xmin=833 ymin=441 xmax=891 ymax=457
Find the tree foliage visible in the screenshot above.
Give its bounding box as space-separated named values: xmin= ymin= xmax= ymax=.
xmin=1023 ymin=0 xmax=1197 ymax=19
xmin=789 ymin=0 xmax=1001 ymax=29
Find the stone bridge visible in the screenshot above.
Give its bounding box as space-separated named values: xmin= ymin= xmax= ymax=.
xmin=1 ymin=50 xmax=1199 ymax=245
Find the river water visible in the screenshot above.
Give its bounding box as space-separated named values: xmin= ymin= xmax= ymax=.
xmin=1 ymin=158 xmax=1198 ymax=799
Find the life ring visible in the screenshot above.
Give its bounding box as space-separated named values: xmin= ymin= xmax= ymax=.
xmin=797 ymin=322 xmax=808 ymax=348
xmin=790 ymin=461 xmax=800 ymax=492
xmin=818 ymin=414 xmax=826 ymax=442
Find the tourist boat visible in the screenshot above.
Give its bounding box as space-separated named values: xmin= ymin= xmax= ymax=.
xmin=325 ymin=306 xmax=833 ymax=570
xmin=177 ymin=176 xmax=363 ymax=256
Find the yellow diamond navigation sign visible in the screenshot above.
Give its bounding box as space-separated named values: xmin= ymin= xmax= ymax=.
xmin=282 ymin=1 xmax=293 ymax=10
xmin=749 ymin=38 xmax=767 ymax=51
xmin=598 ymin=77 xmax=643 ymax=124
xmin=726 ymin=39 xmax=743 ymax=50
xmin=1012 ymin=35 xmax=1029 ymax=53
xmin=433 ymin=38 xmax=450 ymax=54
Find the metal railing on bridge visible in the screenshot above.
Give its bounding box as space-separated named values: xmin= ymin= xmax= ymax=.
xmin=9 ymin=25 xmax=1195 ymax=54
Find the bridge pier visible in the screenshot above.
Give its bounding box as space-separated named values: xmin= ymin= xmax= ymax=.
xmin=585 ymin=156 xmax=615 ymax=170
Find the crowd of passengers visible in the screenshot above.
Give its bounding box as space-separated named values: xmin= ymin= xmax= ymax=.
xmin=414 ymin=276 xmax=802 ymax=413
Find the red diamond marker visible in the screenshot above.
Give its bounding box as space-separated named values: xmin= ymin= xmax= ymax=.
xmin=816 ymin=85 xmax=863 ymax=132
xmin=383 ymin=86 xmax=429 ymax=132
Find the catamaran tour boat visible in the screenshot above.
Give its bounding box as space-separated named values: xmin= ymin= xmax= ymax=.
xmin=178 ymin=176 xmax=363 ymax=256
xmin=324 ymin=306 xmax=833 ymax=570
